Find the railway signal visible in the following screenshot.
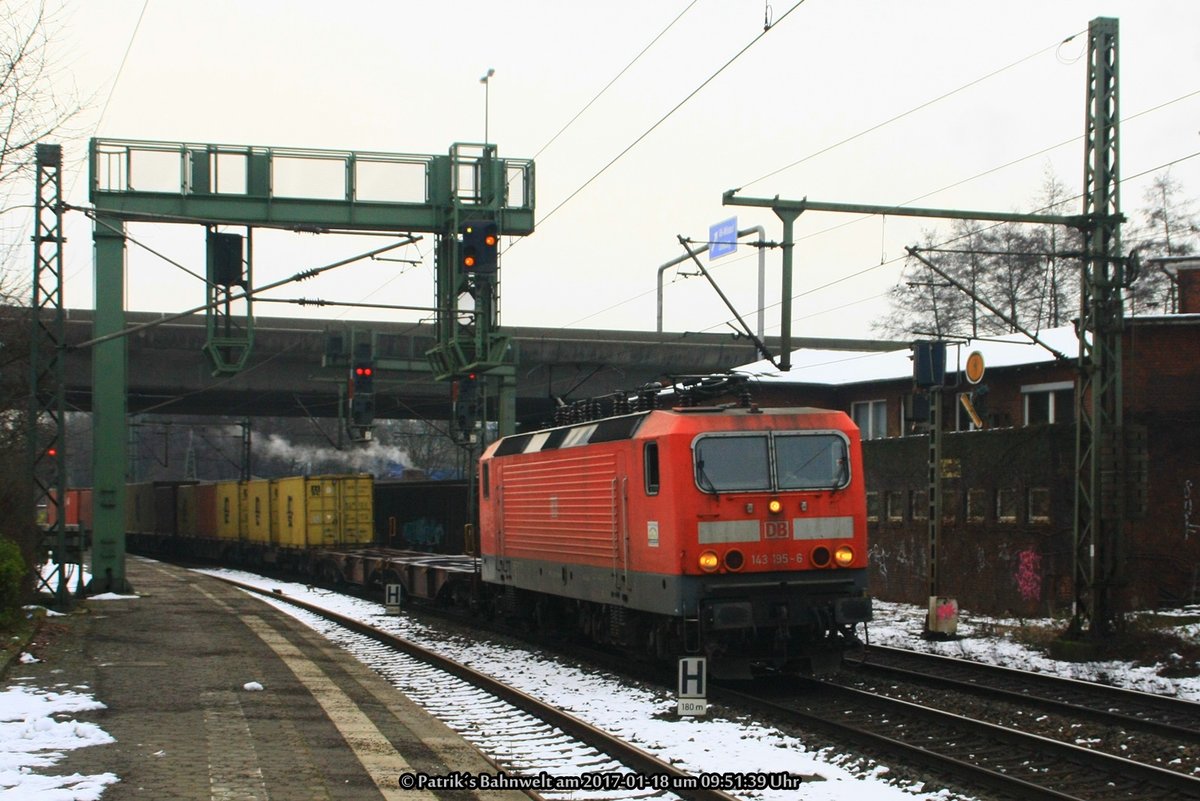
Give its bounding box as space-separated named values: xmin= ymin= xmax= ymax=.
xmin=460 ymin=220 xmax=498 ymax=273
xmin=455 ymin=373 xmax=480 ymax=442
xmin=348 ymin=358 xmax=376 ymax=441
xmin=352 ymin=361 xmax=374 ymax=394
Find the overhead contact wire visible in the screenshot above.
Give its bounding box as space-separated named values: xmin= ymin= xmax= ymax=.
xmin=531 ymin=0 xmax=811 ymax=232
xmin=531 ymin=0 xmax=701 ymax=161
xmin=703 ymin=149 xmax=1200 ymax=340
xmin=739 ymin=29 xmax=1086 ymax=190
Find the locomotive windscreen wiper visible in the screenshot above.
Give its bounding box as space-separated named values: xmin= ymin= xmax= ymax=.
xmin=696 ymin=458 xmax=719 ymax=496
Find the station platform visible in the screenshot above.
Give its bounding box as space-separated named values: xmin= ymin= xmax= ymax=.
xmin=8 ymin=557 xmax=531 ymax=801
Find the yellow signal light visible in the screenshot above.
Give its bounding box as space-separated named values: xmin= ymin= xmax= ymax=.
xmin=464 ymin=255 xmax=476 ymax=268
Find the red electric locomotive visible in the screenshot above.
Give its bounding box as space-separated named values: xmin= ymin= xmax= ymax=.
xmin=478 ymin=402 xmax=872 ymax=676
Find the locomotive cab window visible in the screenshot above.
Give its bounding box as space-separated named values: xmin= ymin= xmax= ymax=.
xmin=695 ymin=434 xmax=771 ymax=492
xmin=643 ymin=441 xmax=660 ymax=495
xmin=694 ymin=431 xmax=850 ymax=493
xmin=776 ymin=434 xmax=849 ymax=490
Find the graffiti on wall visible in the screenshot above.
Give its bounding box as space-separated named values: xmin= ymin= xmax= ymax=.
xmin=402 ymin=517 xmax=446 ymax=548
xmin=1016 ymin=549 xmax=1042 ymax=602
xmin=1186 ymin=480 xmax=1199 ymax=540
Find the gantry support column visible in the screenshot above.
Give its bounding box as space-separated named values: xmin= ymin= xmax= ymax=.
xmin=89 ymin=213 xmax=131 ymax=593
xmin=29 ymin=143 xmax=75 ymax=606
xmin=1072 ymin=16 xmax=1125 ymax=638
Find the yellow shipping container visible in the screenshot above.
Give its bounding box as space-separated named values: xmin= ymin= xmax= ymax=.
xmin=239 ymin=482 xmax=249 ymax=540
xmin=245 ymin=479 xmax=274 ymax=544
xmin=215 ymin=480 xmax=244 ymax=540
xmin=275 ymin=475 xmax=340 ymax=548
xmin=125 ymin=482 xmax=156 ymax=535
xmin=272 ymin=474 xmax=375 ymax=548
xmin=268 ymin=480 xmax=281 ymax=545
xmin=341 ymin=475 xmax=374 ymax=545
xmin=177 ymin=484 xmax=197 ymax=537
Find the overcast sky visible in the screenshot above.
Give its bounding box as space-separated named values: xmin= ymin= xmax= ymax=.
xmin=39 ymin=1 xmax=1200 ymax=341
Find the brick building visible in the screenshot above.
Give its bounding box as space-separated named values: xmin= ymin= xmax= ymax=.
xmin=736 ymin=263 xmax=1200 ymax=616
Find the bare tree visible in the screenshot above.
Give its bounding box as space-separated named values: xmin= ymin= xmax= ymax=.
xmin=1029 ymin=167 xmax=1081 ymax=328
xmin=0 ymin=1 xmax=83 ymax=603
xmin=0 ymin=0 xmax=81 ymax=280
xmin=877 ymin=170 xmax=1197 ymax=337
xmin=875 ymin=221 xmax=1015 ymax=339
xmin=1126 ymin=173 xmax=1199 ymax=314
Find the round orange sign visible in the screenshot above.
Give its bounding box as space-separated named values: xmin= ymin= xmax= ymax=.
xmin=965 ymin=350 xmax=985 ymax=384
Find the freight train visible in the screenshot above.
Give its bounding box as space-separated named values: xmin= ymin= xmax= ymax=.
xmin=49 ymin=399 xmax=873 ymax=676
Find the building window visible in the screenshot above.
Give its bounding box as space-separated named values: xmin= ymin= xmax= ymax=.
xmin=1022 ymin=381 xmax=1074 ymax=425
xmin=942 ymin=490 xmax=960 ymax=524
xmin=910 ymin=489 xmax=928 ymax=520
xmin=996 ymin=488 xmax=1018 ymax=523
xmin=866 ymin=491 xmax=880 ymax=523
xmin=966 ymin=489 xmax=988 ymax=523
xmin=852 ymin=399 xmax=888 ymax=440
xmin=1027 ymin=488 xmax=1051 ymax=524
xmin=886 ymin=490 xmax=905 ymax=523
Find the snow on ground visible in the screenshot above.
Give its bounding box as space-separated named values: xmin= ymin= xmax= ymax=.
xmin=866 ymin=599 xmax=1200 ymax=701
xmin=9 ymin=556 xmax=1197 ymax=801
xmin=200 ymin=568 xmax=1012 ymax=800
xmin=0 ymin=683 xmax=118 ymax=800
xmin=3 ymin=562 xmax=120 ymax=800
xmin=14 ymin=557 xmax=1190 ymax=801
xmin=206 ymin=566 xmax=1200 ymax=799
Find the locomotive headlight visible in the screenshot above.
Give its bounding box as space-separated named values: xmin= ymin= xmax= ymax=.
xmin=724 ymin=549 xmax=745 ymax=571
xmin=698 ymin=550 xmax=720 ymax=573
xmin=834 ymin=545 xmax=855 ymax=567
xmin=768 ymin=498 xmax=783 ymax=515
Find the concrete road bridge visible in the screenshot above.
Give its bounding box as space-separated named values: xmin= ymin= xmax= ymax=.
xmin=51 ymin=310 xmax=767 ymax=425
xmin=34 ymin=309 xmax=900 ymax=427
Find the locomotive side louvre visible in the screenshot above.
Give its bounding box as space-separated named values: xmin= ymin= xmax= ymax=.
xmin=488 ymin=445 xmax=644 ymax=606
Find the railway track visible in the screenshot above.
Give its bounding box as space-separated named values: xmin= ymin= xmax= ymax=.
xmin=855 ymin=644 xmax=1200 ymax=743
xmin=213 ymin=574 xmax=747 ymax=801
xmin=718 ymin=665 xmax=1200 ymax=801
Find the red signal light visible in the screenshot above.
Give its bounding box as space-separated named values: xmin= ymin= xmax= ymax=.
xmin=460 ymin=220 xmax=497 ymax=273
xmin=47 ymin=447 xmax=57 ymax=457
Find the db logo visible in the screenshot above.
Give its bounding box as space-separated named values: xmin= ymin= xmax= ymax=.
xmin=764 ymin=521 xmax=790 ymax=540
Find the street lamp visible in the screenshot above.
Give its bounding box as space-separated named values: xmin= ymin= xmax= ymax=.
xmin=480 ymin=68 xmax=495 ymax=145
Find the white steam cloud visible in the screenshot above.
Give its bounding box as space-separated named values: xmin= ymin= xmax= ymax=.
xmin=252 ymin=433 xmax=412 ymax=476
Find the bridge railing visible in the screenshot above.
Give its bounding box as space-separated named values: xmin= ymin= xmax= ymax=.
xmin=89 ymin=137 xmax=535 ymax=233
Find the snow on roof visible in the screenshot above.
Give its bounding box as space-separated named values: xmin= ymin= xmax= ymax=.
xmin=735 ymin=325 xmax=1080 ymax=386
